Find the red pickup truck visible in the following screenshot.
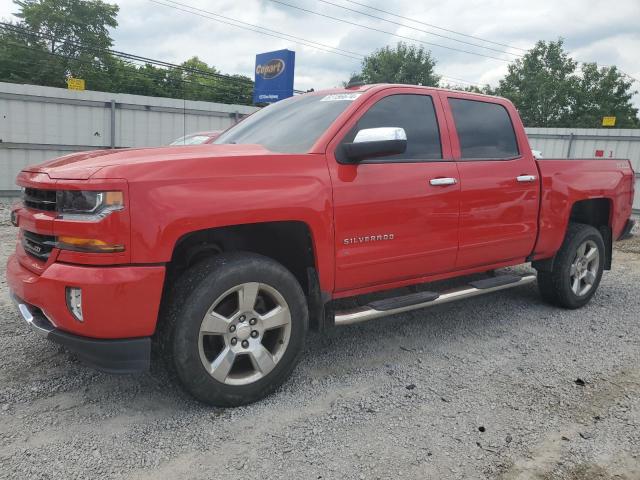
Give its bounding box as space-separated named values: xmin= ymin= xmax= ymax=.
xmin=7 ymin=84 xmax=635 ymax=406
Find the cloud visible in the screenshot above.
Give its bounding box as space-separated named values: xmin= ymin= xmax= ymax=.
xmin=1 ymin=0 xmax=638 ymax=104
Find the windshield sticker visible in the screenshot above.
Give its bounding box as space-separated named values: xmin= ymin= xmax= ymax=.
xmin=320 ymin=93 xmax=362 ymax=102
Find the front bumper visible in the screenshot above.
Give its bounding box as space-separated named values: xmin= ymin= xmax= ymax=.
xmin=7 ymin=253 xmax=165 ymax=338
xmin=7 ymin=253 xmax=165 ymax=373
xmin=11 ymin=294 xmax=151 ymax=373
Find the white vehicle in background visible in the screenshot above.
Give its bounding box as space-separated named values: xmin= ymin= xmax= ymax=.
xmin=532 ymin=149 xmax=544 ymax=159
xmin=170 ymin=131 xmax=222 ymax=145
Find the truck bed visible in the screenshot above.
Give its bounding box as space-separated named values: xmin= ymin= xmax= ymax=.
xmin=533 ymin=158 xmax=635 ymax=259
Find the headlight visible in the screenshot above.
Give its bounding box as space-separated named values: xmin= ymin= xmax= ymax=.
xmin=56 ymin=191 xmax=124 ymax=220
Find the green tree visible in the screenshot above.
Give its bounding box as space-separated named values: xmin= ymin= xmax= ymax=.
xmin=572 ymin=63 xmax=639 ymax=128
xmin=168 ymin=57 xmax=253 ymax=105
xmin=0 ymin=1 xmax=254 ymax=105
xmin=0 ymin=24 xmax=62 ymax=86
xmin=496 ymin=39 xmax=639 ymax=127
xmin=14 ymin=0 xmax=118 ymax=57
xmin=1 ymin=0 xmax=119 ymax=89
xmin=358 ymin=42 xmax=440 ymax=86
xmin=496 ymin=40 xmax=578 ymax=127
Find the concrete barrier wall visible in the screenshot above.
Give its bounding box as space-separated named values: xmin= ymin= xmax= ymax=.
xmin=1 ymin=83 xmax=638 ymax=212
xmin=0 ymin=82 xmax=258 ymax=192
xmin=526 ymin=127 xmax=640 ymax=212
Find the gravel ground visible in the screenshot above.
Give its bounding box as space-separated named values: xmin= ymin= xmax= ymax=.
xmin=1 ymin=200 xmax=639 ymax=480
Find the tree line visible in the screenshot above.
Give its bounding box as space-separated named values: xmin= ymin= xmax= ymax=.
xmin=355 ymin=41 xmax=639 ymax=128
xmin=0 ymin=0 xmax=254 ymax=104
xmin=1 ymin=0 xmax=638 ymax=126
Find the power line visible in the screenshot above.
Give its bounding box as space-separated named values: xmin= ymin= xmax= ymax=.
xmin=314 ymin=0 xmax=522 ymax=57
xmin=0 ymin=22 xmax=255 ymax=90
xmin=5 ymin=4 xmax=634 ymax=95
xmin=2 ymin=57 xmax=188 ymax=97
xmin=440 ymin=75 xmax=484 ymax=87
xmin=267 ymin=0 xmax=512 ymax=62
xmin=155 ymin=0 xmax=365 ymax=59
xmin=149 ymin=0 xmax=363 ymax=61
xmin=1 ymin=39 xmax=253 ymax=101
xmin=2 ymin=45 xmax=238 ymax=94
xmin=2 ymin=20 xmax=589 ymax=97
xmin=153 ymin=1 xmax=637 ymax=89
xmin=342 ymin=0 xmax=528 ymax=52
xmin=575 ymin=61 xmax=640 ymax=85
xmin=1 ymin=23 xmax=313 ymax=97
xmin=0 ymin=23 xmax=250 ymax=94
xmin=0 ymin=7 xmax=506 ymax=89
xmin=625 ymin=73 xmax=640 ymax=84
xmin=145 ymin=3 xmax=487 ymax=87
xmin=5 ymin=14 xmax=484 ymax=96
xmin=2 ymin=21 xmax=253 ymax=88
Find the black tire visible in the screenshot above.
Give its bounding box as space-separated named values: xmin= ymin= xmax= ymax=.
xmin=159 ymin=252 xmax=308 ymax=407
xmin=536 ymin=223 xmax=605 ymax=309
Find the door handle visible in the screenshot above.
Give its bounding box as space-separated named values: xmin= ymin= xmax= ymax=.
xmin=430 ymin=177 xmax=457 ymax=186
xmin=516 ymin=175 xmax=537 ymax=183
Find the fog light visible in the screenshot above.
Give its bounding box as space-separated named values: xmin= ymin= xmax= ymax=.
xmin=66 ymin=287 xmax=83 ymax=322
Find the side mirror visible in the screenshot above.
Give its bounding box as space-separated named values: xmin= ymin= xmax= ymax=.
xmin=343 ymin=127 xmax=407 ymax=162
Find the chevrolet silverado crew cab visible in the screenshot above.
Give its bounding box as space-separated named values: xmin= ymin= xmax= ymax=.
xmin=8 ymin=84 xmax=636 ymax=407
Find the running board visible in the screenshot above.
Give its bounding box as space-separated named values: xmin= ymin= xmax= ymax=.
xmin=334 ymin=274 xmax=537 ymax=326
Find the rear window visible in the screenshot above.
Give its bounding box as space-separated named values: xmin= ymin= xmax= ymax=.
xmin=449 ymin=98 xmax=519 ymax=159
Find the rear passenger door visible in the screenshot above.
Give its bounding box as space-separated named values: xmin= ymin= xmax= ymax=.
xmin=441 ymin=92 xmax=540 ymax=269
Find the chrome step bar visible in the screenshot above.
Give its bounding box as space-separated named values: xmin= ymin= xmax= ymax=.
xmin=334 ymin=274 xmax=537 ymax=326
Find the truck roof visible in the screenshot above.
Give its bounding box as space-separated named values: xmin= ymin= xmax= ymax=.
xmin=306 ymin=83 xmax=498 ymax=100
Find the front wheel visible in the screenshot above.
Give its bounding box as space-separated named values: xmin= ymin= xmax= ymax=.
xmin=537 ymin=223 xmax=605 ymax=309
xmin=161 ymin=253 xmax=308 ymax=407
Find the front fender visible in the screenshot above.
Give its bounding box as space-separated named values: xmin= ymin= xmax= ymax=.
xmin=124 ymin=154 xmax=335 ymax=293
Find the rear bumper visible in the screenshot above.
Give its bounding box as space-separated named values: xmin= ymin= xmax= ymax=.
xmin=617 ymin=218 xmax=636 ymax=241
xmin=11 ymin=294 xmax=150 ymax=373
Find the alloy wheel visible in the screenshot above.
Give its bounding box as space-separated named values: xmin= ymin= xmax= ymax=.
xmin=569 ymin=239 xmax=599 ymax=297
xmin=198 ymin=282 xmax=292 ymax=385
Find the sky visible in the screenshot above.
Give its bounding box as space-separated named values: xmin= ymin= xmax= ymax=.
xmin=1 ymin=0 xmax=639 ymax=105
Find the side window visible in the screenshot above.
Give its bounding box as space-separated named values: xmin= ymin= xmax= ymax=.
xmin=341 ymin=94 xmax=442 ymax=161
xmin=449 ymin=98 xmax=519 ymax=160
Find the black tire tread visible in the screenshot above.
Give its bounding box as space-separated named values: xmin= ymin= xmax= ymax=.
xmin=536 ymin=223 xmax=604 ymax=309
xmin=156 ymin=252 xmax=308 ymax=407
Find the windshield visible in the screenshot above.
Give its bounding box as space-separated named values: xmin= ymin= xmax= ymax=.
xmin=170 ymin=134 xmax=211 ymax=145
xmin=214 ymin=93 xmax=361 ymax=153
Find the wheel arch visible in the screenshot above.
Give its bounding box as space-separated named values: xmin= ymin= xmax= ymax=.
xmin=568 ymin=198 xmax=612 ymax=270
xmin=534 ymin=197 xmax=613 ymax=272
xmin=162 ymin=220 xmax=327 ymax=331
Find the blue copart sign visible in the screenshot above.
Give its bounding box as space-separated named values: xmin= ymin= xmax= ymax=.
xmin=253 ymin=49 xmax=295 ymax=104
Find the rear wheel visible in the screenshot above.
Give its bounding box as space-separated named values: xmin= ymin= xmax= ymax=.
xmin=161 ymin=253 xmax=308 ymax=406
xmin=536 ymin=223 xmax=605 ymax=309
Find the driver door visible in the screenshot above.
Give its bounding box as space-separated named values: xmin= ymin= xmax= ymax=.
xmin=326 ymin=89 xmax=460 ymax=293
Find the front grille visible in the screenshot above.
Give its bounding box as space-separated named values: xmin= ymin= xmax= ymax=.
xmin=22 ymin=231 xmax=56 ymax=261
xmin=23 ymin=188 xmax=57 ymax=211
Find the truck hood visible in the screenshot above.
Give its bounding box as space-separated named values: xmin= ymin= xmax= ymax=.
xmin=23 ymin=144 xmax=274 ymax=180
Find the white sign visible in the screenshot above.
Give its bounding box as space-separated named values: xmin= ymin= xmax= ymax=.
xmin=320 ymin=93 xmax=362 ymax=102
